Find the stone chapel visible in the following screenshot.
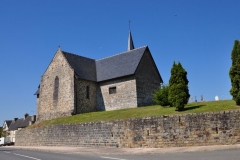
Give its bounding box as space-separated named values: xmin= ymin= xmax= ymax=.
xmin=35 ymin=31 xmax=163 ymax=122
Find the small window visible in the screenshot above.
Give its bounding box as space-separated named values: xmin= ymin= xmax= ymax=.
xmin=53 ymin=76 xmax=59 ymax=100
xmin=86 ymin=86 xmax=90 ymax=99
xmin=109 ymin=87 xmax=116 ymax=94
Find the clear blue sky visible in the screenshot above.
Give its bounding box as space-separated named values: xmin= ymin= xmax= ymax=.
xmin=0 ymin=0 xmax=239 ymax=124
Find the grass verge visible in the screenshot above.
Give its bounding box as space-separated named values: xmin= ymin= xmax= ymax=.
xmin=29 ymin=100 xmax=239 ymax=129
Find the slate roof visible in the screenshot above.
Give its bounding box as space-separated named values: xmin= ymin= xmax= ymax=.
xmin=62 ymin=51 xmax=97 ymax=81
xmin=18 ymin=116 xmax=36 ymax=128
xmin=60 ymin=46 xmax=150 ymax=82
xmin=96 ymin=46 xmax=147 ymax=82
xmin=5 ymin=120 xmax=12 ymax=128
xmin=8 ymin=119 xmax=23 ymax=131
xmin=8 ymin=116 xmax=36 ymax=131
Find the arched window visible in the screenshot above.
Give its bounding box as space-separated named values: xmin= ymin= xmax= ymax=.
xmin=86 ymin=86 xmax=90 ymax=99
xmin=53 ymin=76 xmax=59 ymax=100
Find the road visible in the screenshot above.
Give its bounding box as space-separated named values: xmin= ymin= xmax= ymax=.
xmin=0 ymin=147 xmax=240 ymax=160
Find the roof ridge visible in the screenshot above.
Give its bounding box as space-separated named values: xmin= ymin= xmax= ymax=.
xmin=96 ymin=45 xmax=147 ymax=61
xmin=62 ymin=50 xmax=96 ymax=61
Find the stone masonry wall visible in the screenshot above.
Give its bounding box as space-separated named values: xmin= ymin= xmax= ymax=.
xmin=38 ymin=50 xmax=75 ymax=122
xmin=16 ymin=110 xmax=240 ymax=148
xmin=75 ymin=79 xmax=97 ymax=114
xmin=97 ymin=76 xmax=137 ymax=111
xmin=135 ymin=50 xmax=161 ymax=106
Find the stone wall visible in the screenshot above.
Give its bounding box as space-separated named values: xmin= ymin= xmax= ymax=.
xmin=38 ymin=50 xmax=75 ymax=122
xmin=16 ymin=110 xmax=240 ymax=148
xmin=135 ymin=50 xmax=161 ymax=106
xmin=75 ymin=79 xmax=97 ymax=114
xmin=97 ymin=76 xmax=137 ymax=111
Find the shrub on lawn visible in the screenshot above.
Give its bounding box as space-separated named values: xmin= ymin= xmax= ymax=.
xmin=153 ymin=85 xmax=169 ymax=106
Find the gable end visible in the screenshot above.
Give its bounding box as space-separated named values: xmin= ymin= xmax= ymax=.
xmin=42 ymin=49 xmax=74 ymax=77
xmin=134 ymin=46 xmax=163 ymax=83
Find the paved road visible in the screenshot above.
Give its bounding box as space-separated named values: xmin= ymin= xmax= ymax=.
xmin=1 ymin=147 xmax=240 ymax=160
xmin=0 ymin=147 xmax=99 ymax=160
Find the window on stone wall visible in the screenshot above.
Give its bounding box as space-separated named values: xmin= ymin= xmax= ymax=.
xmin=86 ymin=86 xmax=90 ymax=99
xmin=53 ymin=76 xmax=59 ymax=100
xmin=109 ymin=87 xmax=116 ymax=94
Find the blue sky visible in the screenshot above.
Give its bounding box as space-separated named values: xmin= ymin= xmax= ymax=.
xmin=0 ymin=0 xmax=239 ymax=124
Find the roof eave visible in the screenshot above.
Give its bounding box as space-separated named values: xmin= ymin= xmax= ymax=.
xmin=97 ymin=74 xmax=135 ymax=83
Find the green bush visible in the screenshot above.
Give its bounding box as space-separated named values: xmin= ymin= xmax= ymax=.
xmin=153 ymin=85 xmax=169 ymax=106
xmin=168 ymin=61 xmax=190 ymax=111
xmin=229 ymin=40 xmax=240 ymax=105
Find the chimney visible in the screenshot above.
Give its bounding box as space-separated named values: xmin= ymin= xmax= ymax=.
xmin=14 ymin=118 xmax=18 ymax=121
xmin=31 ymin=115 xmax=36 ymax=122
xmin=24 ymin=113 xmax=29 ymax=119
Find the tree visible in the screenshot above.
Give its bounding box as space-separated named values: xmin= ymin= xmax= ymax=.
xmin=153 ymin=85 xmax=169 ymax=106
xmin=229 ymin=40 xmax=240 ymax=105
xmin=0 ymin=128 xmax=2 ymax=137
xmin=168 ymin=61 xmax=190 ymax=111
xmin=0 ymin=128 xmax=9 ymax=138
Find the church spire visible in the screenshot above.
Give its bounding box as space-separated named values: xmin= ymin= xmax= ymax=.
xmin=127 ymin=30 xmax=134 ymax=51
xmin=127 ymin=20 xmax=134 ymax=51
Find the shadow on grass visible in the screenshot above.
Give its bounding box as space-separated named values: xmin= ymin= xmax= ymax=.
xmin=178 ymin=105 xmax=206 ymax=112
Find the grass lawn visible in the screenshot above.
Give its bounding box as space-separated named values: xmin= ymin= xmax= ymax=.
xmin=29 ymin=100 xmax=239 ymax=128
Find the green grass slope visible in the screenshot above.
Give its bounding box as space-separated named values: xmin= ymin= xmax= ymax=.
xmin=30 ymin=100 xmax=239 ymax=128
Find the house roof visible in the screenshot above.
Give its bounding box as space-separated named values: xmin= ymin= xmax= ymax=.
xmin=6 ymin=121 xmax=12 ymax=128
xmin=62 ymin=51 xmax=97 ymax=81
xmin=18 ymin=116 xmax=35 ymax=128
xmin=2 ymin=120 xmax=12 ymax=129
xmin=5 ymin=120 xmax=12 ymax=128
xmin=8 ymin=119 xmax=23 ymax=131
xmin=96 ymin=46 xmax=148 ymax=82
xmin=8 ymin=116 xmax=35 ymax=131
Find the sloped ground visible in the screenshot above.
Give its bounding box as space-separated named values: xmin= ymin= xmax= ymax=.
xmin=30 ymin=100 xmax=238 ymax=128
